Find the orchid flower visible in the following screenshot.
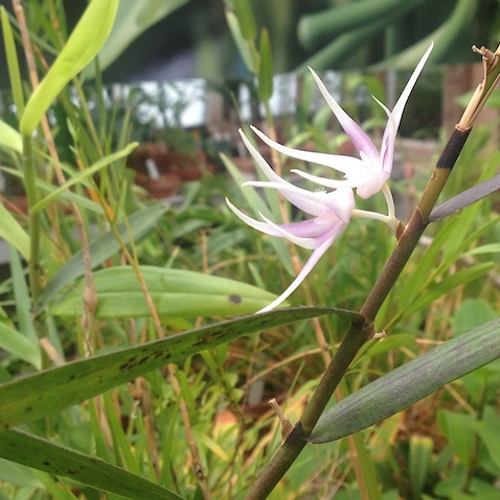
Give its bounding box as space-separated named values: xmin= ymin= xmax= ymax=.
xmin=227 ymin=130 xmax=396 ymax=313
xmin=247 ymin=43 xmax=433 ymax=204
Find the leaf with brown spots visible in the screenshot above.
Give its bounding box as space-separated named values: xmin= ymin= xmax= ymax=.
xmin=0 ymin=307 xmax=361 ymax=429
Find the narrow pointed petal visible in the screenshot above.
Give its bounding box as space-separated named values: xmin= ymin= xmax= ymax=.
xmin=309 ymin=68 xmax=380 ymax=162
xmin=257 ymin=222 xmax=347 ymax=313
xmin=250 ymin=125 xmax=365 ymax=176
xmin=238 ymin=129 xmax=285 ymax=185
xmin=226 ymin=198 xmax=284 ymax=237
xmin=391 ymin=42 xmax=433 ymax=127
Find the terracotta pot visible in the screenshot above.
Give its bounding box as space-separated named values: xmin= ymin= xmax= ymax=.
xmin=134 ymin=171 xmax=181 ymax=199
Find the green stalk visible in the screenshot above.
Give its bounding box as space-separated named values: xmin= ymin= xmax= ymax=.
xmin=22 ymin=134 xmax=42 ymax=301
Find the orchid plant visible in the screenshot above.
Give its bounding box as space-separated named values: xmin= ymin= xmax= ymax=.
xmin=227 ymin=43 xmax=433 ymax=312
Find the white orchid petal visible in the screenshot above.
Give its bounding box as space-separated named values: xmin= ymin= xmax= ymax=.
xmin=356 ymin=171 xmax=390 ymax=199
xmin=291 ymin=169 xmax=366 ymax=189
xmin=309 ymin=67 xmax=380 ymax=161
xmin=251 ymin=125 xmax=365 ymax=175
xmin=225 ymin=198 xmax=286 ymax=238
xmin=257 ymin=222 xmax=347 ymax=313
xmin=238 ymin=129 xmax=286 ymax=185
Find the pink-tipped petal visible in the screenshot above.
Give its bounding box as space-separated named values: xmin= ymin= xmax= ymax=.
xmin=238 ymin=129 xmax=285 ymax=185
xmin=257 ymin=221 xmax=348 ymax=313
xmin=309 ymin=68 xmax=379 ymax=161
xmin=225 ymin=198 xmax=286 ymax=238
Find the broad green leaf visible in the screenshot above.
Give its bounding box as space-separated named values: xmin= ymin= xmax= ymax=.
xmin=258 ymin=28 xmax=273 ymax=101
xmin=20 ymin=0 xmax=119 ymax=135
xmin=36 ymin=203 xmax=168 ymax=311
xmin=83 ymin=0 xmax=188 ymax=77
xmin=310 ymin=317 xmax=500 ymax=444
xmin=31 ymin=142 xmax=138 ymax=214
xmin=0 ymin=119 xmax=22 ymax=153
xmin=0 ymin=429 xmax=184 ymax=500
xmin=0 ymin=307 xmax=352 ymax=429
xmin=0 ymin=202 xmax=30 ymax=260
xmin=48 ymin=266 xmax=280 ymax=318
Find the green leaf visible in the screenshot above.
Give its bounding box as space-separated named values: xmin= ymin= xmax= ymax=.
xmin=409 ymin=435 xmax=433 ymax=500
xmin=225 ymin=10 xmax=254 ymax=73
xmin=0 ymin=322 xmax=40 ymax=369
xmin=48 ymin=266 xmax=281 ymax=318
xmin=20 ymin=0 xmax=119 ymax=135
xmin=1 ymin=6 xmax=25 ymax=115
xmin=404 ymin=262 xmax=494 ymax=316
xmin=0 ymin=202 xmax=30 ymax=260
xmin=438 ymin=409 xmax=476 ymax=465
xmin=472 ymin=406 xmax=500 ymax=471
xmin=310 ymin=317 xmax=500 ymax=444
xmin=452 ymin=298 xmax=497 ymax=336
xmin=0 ymin=119 xmax=22 ymax=153
xmin=233 ymin=0 xmax=256 ymax=41
xmin=83 ymin=0 xmax=188 ymax=77
xmin=258 ymin=28 xmax=274 ymax=101
xmin=0 ymin=307 xmax=348 ymax=429
xmin=0 ymin=429 xmax=184 ymax=500
xmin=36 ymin=203 xmax=168 ymax=311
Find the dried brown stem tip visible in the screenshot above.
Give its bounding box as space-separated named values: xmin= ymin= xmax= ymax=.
xmin=459 ymin=43 xmax=500 ymax=130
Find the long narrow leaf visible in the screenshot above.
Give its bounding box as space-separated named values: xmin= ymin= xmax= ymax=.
xmin=0 ymin=119 xmax=22 ymax=153
xmin=0 ymin=202 xmax=30 ymax=260
xmin=310 ymin=317 xmax=500 ymax=443
xmin=0 ymin=307 xmax=358 ymax=429
xmin=0 ymin=429 xmax=184 ymax=500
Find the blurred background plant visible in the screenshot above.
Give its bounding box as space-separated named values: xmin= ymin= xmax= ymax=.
xmin=0 ymin=0 xmax=499 ymax=499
